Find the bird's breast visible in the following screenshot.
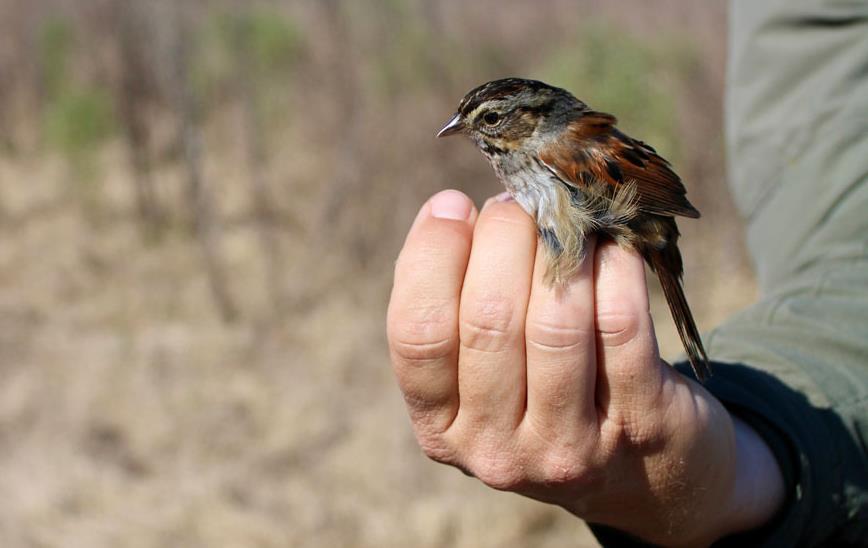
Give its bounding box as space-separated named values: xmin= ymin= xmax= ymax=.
xmin=488 ymin=152 xmax=578 ymax=229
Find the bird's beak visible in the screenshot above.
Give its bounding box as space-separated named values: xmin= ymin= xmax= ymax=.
xmin=437 ymin=113 xmax=464 ymax=138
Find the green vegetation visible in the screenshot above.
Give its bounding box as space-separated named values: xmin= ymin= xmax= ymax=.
xmin=44 ymin=89 xmax=114 ymax=167
xmin=36 ymin=17 xmax=74 ymax=99
xmin=38 ymin=17 xmax=115 ymax=178
xmin=229 ymin=10 xmax=303 ymax=75
xmin=540 ymin=21 xmax=698 ymax=162
xmin=196 ymin=10 xmax=302 ymax=91
xmin=194 ymin=9 xmax=303 ymax=134
xmin=367 ymin=3 xmax=437 ymax=97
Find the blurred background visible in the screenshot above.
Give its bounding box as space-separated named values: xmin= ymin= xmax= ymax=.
xmin=0 ymin=0 xmax=755 ymax=546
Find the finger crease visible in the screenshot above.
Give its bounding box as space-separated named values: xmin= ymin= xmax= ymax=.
xmin=526 ymin=339 xmax=585 ymax=352
xmin=391 ymin=337 xmax=455 ymax=362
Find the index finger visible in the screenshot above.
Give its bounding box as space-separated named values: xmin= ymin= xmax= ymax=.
xmin=387 ymin=190 xmax=477 ymax=434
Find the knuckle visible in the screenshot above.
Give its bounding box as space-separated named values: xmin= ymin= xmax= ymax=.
xmin=537 ymin=453 xmax=593 ymax=486
xmin=459 ymin=295 xmax=518 ymax=353
xmin=405 ymin=398 xmax=457 ymax=431
xmin=595 ymin=310 xmax=641 ymax=348
xmin=626 ymin=421 xmax=663 ymax=447
xmin=416 ymin=433 xmax=455 ymax=465
xmin=525 ymin=318 xmax=591 ymax=352
xmin=469 ymin=453 xmax=525 ymax=491
xmin=599 ymin=410 xmax=663 ymax=452
xmin=520 ymin=422 xmax=598 ymax=486
xmin=598 ymin=411 xmax=628 ymax=450
xmin=388 ymin=301 xmax=457 ymax=362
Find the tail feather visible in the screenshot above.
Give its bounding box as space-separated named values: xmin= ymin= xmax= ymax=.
xmin=646 ymin=244 xmax=711 ymax=382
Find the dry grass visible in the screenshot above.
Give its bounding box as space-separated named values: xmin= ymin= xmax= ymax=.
xmin=0 ymin=1 xmax=754 ymax=546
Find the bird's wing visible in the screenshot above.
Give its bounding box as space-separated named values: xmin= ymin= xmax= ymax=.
xmin=538 ymin=112 xmax=700 ymax=219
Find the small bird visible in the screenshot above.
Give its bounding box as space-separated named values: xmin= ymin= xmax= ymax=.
xmin=438 ymin=78 xmax=710 ymax=381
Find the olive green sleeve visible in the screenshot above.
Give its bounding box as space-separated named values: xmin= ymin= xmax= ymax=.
xmin=703 ymin=0 xmax=868 ymax=544
xmin=591 ymin=0 xmax=868 ymax=546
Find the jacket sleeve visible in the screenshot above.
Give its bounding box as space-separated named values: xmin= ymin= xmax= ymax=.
xmin=710 ymin=0 xmax=868 ymax=542
xmin=591 ymin=0 xmax=868 ymax=545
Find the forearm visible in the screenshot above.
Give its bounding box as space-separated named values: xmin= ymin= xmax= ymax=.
xmin=724 ymin=415 xmax=785 ymax=536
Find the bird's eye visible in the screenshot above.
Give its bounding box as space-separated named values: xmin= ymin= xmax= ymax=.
xmin=482 ymin=111 xmax=500 ymax=126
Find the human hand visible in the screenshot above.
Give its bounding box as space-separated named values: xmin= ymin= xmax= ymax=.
xmin=387 ymin=190 xmax=784 ymax=546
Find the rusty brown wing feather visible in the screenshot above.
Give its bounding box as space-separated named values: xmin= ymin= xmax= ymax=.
xmin=538 ymin=111 xmax=711 ymax=381
xmin=539 ymin=112 xmax=700 ymax=219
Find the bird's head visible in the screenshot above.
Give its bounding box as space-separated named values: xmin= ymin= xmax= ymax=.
xmin=437 ymin=78 xmax=586 ymax=156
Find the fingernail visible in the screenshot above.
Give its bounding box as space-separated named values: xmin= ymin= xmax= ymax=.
xmin=430 ymin=189 xmax=473 ymax=221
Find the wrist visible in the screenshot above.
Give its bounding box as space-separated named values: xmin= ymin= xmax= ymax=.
xmin=632 ymin=401 xmax=785 ymax=547
xmin=612 ymin=385 xmax=785 ymax=547
xmin=717 ymin=413 xmax=786 ymax=539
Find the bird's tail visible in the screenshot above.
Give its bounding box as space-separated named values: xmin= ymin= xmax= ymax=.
xmin=646 ymin=244 xmax=711 ymax=382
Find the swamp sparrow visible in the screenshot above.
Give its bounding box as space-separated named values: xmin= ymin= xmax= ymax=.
xmin=438 ymin=78 xmax=710 ymax=381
